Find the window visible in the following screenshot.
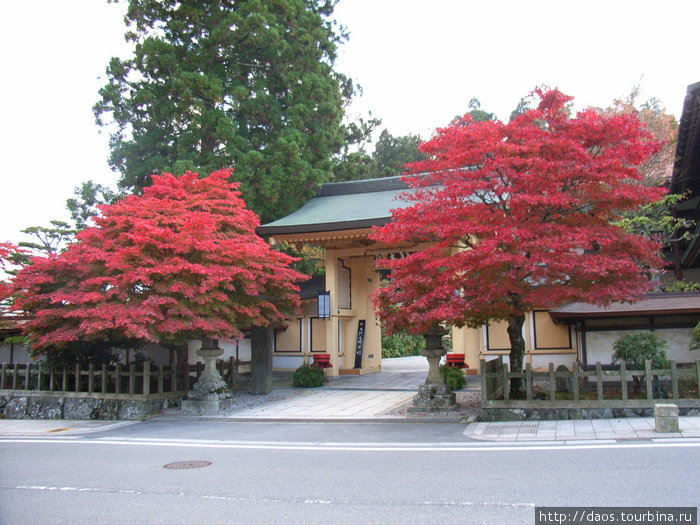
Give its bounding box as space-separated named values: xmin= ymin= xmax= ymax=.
xmin=275 ymin=320 xmax=302 ymax=352
xmin=337 ymin=260 xmax=351 ymax=309
xmin=486 ymin=320 xmax=511 ymax=351
xmin=532 ymin=311 xmax=572 ymax=350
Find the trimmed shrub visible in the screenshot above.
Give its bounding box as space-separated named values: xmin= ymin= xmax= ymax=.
xmin=440 ymin=365 xmax=466 ymax=391
xmin=381 ymin=330 xmax=425 ymax=358
xmin=612 ymin=332 xmax=668 ymax=393
xmin=691 ymin=321 xmax=700 ymax=352
xmin=292 ymin=364 xmax=326 ymax=388
xmin=612 ymin=332 xmax=669 ymax=369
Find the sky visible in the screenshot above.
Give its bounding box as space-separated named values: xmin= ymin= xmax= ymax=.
xmin=1 ymin=0 xmax=698 ymax=245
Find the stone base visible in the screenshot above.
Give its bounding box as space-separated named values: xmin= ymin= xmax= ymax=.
xmin=181 ymin=398 xmax=233 ymax=415
xmin=408 ymin=384 xmax=456 ymax=413
xmin=654 ymin=403 xmax=680 ymax=433
xmin=187 ymin=379 xmax=232 ymax=401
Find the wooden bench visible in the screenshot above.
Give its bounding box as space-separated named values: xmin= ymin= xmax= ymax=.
xmin=312 ymin=353 xmax=332 ymax=369
xmin=446 ymin=353 xmax=468 ymax=369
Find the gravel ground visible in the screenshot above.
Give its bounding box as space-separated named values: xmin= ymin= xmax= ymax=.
xmin=161 ymin=387 xmax=304 ymax=416
xmin=225 ymin=388 xmax=306 ymax=413
xmin=380 ymin=390 xmax=481 ymax=418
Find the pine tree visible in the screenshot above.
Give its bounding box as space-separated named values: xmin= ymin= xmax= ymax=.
xmin=95 ymin=0 xmax=355 ymax=222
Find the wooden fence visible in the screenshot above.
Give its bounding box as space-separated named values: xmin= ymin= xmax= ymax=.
xmin=481 ymin=358 xmax=700 ymax=408
xmin=0 ymin=357 xmax=252 ymax=400
xmin=482 ymin=355 xmax=506 ymax=400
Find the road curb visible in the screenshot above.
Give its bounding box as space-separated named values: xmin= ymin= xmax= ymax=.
xmin=149 ymin=414 xmax=468 ymax=424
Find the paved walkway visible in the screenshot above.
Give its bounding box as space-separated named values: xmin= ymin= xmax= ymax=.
xmin=463 ymin=417 xmax=700 ymax=441
xmin=0 ymin=419 xmax=135 ymax=436
xmin=225 ymin=388 xmax=417 ymax=420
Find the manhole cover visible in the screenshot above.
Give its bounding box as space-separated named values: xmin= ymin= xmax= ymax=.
xmin=163 ymin=460 xmax=212 ymax=470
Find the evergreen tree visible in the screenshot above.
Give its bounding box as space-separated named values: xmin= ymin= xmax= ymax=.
xmin=95 ymin=0 xmax=357 ymax=222
xmin=372 ymin=130 xmax=426 ymax=177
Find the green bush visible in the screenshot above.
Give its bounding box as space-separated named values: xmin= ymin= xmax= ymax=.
xmin=440 ymin=365 xmax=466 ymax=391
xmin=691 ymin=321 xmax=700 ymax=352
xmin=612 ymin=332 xmax=669 ymax=369
xmin=292 ymin=364 xmax=326 ymax=388
xmin=381 ymin=330 xmax=425 ymax=358
xmin=612 ymin=332 xmax=668 ymax=393
xmin=662 ymin=279 xmax=700 ymax=292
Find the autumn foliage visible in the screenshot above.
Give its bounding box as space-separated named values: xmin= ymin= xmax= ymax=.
xmin=370 ymin=89 xmax=665 ymax=388
xmin=11 ymin=170 xmax=306 ymax=352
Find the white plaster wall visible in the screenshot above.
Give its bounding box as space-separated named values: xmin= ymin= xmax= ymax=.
xmin=529 ymin=353 xmax=578 ymax=371
xmin=139 ymin=343 xmax=171 ymax=366
xmin=273 ymin=355 xmax=305 ymax=370
xmin=187 ymin=339 xmax=251 ymax=363
xmin=0 ymin=343 xmax=31 ymax=364
xmin=483 ymin=354 xmax=510 ymax=368
xmin=586 ymin=328 xmax=695 ymax=365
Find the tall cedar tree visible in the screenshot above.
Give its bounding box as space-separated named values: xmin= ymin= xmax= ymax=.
xmin=11 ymin=170 xmax=306 ymax=353
xmin=95 ymin=0 xmax=352 ymax=222
xmin=371 ymin=89 xmax=665 ymax=394
xmin=0 ymin=242 xmax=20 ymax=302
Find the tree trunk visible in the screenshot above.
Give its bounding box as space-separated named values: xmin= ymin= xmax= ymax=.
xmin=507 ymin=313 xmax=526 ymax=397
xmin=250 ymin=326 xmax=274 ymax=395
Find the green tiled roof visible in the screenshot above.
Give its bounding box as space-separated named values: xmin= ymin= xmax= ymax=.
xmin=258 ymin=176 xmax=415 ymax=235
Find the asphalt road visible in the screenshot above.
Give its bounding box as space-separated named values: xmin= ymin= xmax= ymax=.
xmin=1 ymin=421 xmax=698 ymax=525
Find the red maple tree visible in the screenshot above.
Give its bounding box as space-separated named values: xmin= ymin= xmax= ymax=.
xmin=371 ymin=89 xmax=665 ymax=393
xmin=11 ymin=169 xmax=306 ymax=353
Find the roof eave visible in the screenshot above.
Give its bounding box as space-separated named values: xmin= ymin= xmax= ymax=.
xmin=550 ymin=307 xmax=700 ymax=321
xmin=257 ymin=217 xmax=391 ymax=237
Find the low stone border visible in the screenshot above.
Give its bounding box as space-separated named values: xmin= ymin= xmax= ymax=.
xmin=0 ymin=393 xmax=179 ymax=420
xmin=479 ymin=405 xmax=700 ymax=422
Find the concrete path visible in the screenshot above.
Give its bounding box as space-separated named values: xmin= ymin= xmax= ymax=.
xmin=224 ymin=357 xmax=431 ymax=420
xmin=224 ymin=388 xmax=417 ymax=420
xmin=463 ymin=416 xmax=700 ymax=442
xmin=0 ymin=419 xmax=136 ymax=436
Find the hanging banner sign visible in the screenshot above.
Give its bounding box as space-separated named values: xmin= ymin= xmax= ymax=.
xmin=354 ymin=320 xmax=366 ymax=369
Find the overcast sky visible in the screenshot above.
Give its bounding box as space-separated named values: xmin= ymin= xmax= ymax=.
xmin=1 ymin=0 xmax=698 ymax=244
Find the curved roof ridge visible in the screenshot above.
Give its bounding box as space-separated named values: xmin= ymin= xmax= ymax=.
xmin=318 ymin=175 xmax=409 ymax=197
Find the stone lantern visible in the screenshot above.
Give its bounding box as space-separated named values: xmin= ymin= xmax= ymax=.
xmin=408 ymin=324 xmax=457 ymax=413
xmin=181 ymin=337 xmax=233 ymax=414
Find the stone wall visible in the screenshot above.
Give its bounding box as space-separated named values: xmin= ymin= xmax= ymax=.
xmin=0 ymin=393 xmax=180 ymax=420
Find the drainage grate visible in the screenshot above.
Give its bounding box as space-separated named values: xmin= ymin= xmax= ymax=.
xmin=163 ymin=460 xmax=212 ymax=470
xmin=518 ymin=423 xmax=538 ymax=435
xmin=481 ymin=424 xmax=502 ymax=436
xmin=499 ymin=424 xmax=522 ymax=435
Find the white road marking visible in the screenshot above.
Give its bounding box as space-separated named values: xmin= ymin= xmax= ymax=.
xmin=2 ymin=437 xmax=700 ymax=452
xmin=11 ymin=485 xmax=535 ymax=508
